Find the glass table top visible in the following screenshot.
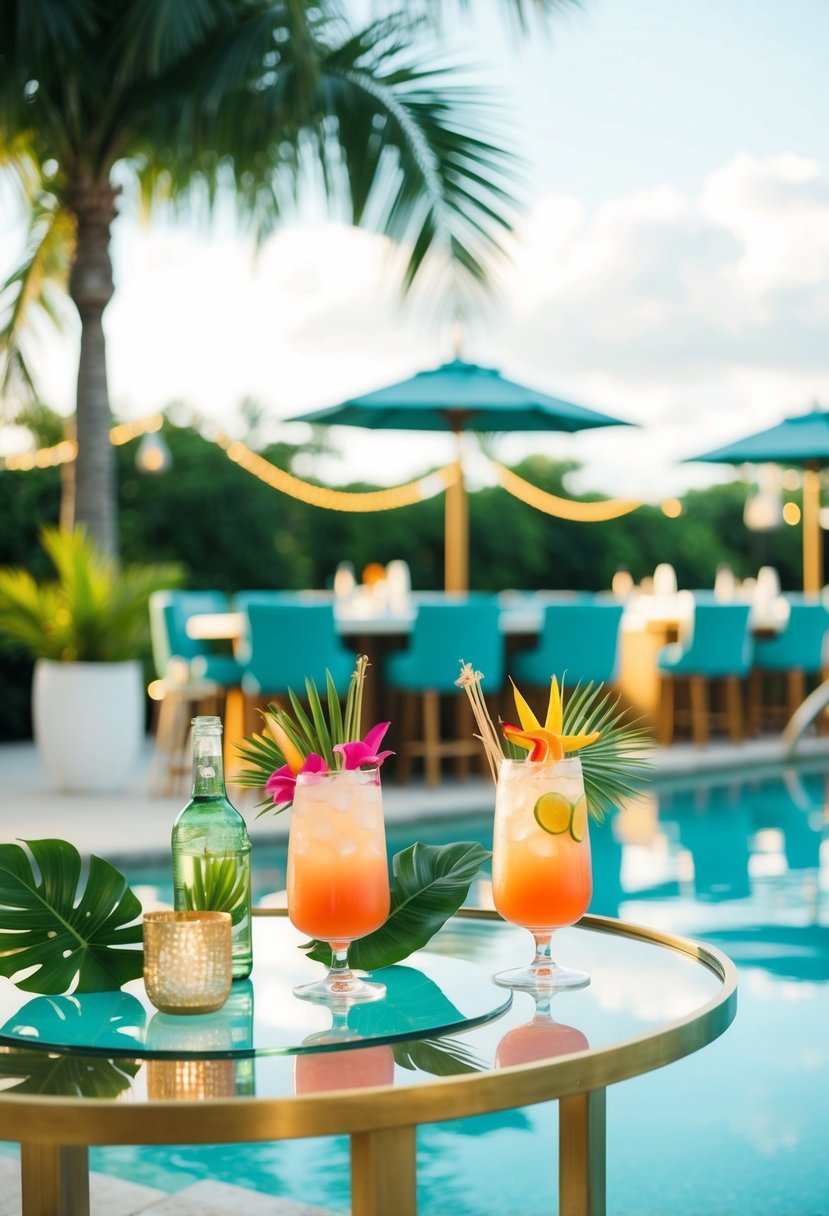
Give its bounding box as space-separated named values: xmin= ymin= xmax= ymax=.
xmin=0 ymin=914 xmax=732 ymax=1105
xmin=0 ymin=919 xmax=512 ymax=1059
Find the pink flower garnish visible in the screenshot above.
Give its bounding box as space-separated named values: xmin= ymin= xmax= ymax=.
xmin=265 ymin=752 xmax=327 ymax=805
xmin=333 ymin=721 xmax=395 ymax=771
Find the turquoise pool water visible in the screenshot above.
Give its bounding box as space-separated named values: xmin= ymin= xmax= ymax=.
xmin=97 ymin=763 xmax=828 ymax=1213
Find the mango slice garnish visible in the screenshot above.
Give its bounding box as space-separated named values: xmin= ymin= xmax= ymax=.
xmin=264 ymin=713 xmax=305 ymax=775
xmin=502 ymin=724 xmax=564 ymax=763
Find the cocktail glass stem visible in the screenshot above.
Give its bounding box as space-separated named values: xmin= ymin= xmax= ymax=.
xmin=294 ymin=942 xmax=386 ymax=1006
xmin=328 ymin=945 xmax=357 ymax=992
xmin=494 ymin=930 xmax=590 ymax=992
xmin=529 ymin=932 xmax=554 ymax=981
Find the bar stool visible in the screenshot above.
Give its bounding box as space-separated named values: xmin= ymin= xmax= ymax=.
xmin=748 ymin=595 xmax=829 ymax=732
xmin=658 ymin=601 xmax=753 ymax=746
xmin=511 ymin=600 xmax=624 ymax=689
xmin=385 ymin=596 xmax=504 ymax=788
xmin=229 ymin=600 xmax=356 ymax=764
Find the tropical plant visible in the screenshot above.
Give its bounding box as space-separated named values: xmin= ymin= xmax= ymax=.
xmin=305 ymin=840 xmax=491 ymax=970
xmin=0 ymin=0 xmax=573 ymax=556
xmin=0 ymin=839 xmax=144 ymax=994
xmin=0 ymin=525 xmax=180 ymax=661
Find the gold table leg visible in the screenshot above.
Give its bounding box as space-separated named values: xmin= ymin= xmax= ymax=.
xmin=351 ymin=1125 xmax=417 ymax=1216
xmin=559 ymin=1089 xmax=606 ymax=1216
xmin=21 ymin=1144 xmax=90 ymax=1216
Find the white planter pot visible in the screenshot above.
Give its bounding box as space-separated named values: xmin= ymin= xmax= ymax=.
xmin=32 ymin=659 xmax=144 ymax=793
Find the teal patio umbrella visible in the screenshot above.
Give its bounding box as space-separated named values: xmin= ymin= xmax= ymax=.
xmin=289 ymin=358 xmax=632 ymax=591
xmin=688 ymin=404 xmax=829 ymax=591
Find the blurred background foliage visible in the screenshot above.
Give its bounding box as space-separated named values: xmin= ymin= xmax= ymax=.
xmin=0 ymin=415 xmax=807 ymax=738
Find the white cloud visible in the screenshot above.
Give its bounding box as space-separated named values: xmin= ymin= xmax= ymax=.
xmin=4 ymin=152 xmax=829 ymax=500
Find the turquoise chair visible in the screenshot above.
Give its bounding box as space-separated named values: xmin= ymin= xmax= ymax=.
xmin=657 ymin=601 xmax=753 ymax=745
xmin=148 ymin=590 xmax=240 ymax=795
xmin=511 ymin=601 xmax=624 ymax=689
xmin=749 ymin=595 xmax=829 ymax=729
xmin=237 ymin=601 xmax=355 ymax=699
xmin=385 ymin=596 xmax=504 ymax=787
xmin=149 ymin=590 xmax=242 ymax=687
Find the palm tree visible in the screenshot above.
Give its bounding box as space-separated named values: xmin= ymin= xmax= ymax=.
xmin=0 ymin=1 xmax=570 ymax=556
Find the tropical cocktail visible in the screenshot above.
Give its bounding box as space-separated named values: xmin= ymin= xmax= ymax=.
xmin=288 ymin=766 xmax=390 ymax=1003
xmin=492 ymin=757 xmax=592 ymax=990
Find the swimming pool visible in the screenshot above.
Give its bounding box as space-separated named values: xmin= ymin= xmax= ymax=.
xmin=98 ymin=761 xmax=828 ymax=1214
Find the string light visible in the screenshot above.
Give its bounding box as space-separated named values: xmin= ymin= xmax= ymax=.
xmin=1 ymin=413 xmax=165 ymax=470
xmin=217 ymin=434 xmax=459 ymax=512
xmin=491 ymin=462 xmax=641 ymax=522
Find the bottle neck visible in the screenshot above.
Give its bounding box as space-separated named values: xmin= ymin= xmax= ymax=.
xmin=190 ymin=731 xmax=226 ymax=799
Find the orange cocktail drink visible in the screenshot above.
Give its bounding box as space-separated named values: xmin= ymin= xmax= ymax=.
xmin=492 ymin=757 xmax=592 ymax=991
xmin=288 ymin=767 xmax=390 ymax=1003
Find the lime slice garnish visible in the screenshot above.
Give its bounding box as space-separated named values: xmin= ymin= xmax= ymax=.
xmin=569 ymin=796 xmax=588 ymax=842
xmin=534 ymin=792 xmax=573 ymax=835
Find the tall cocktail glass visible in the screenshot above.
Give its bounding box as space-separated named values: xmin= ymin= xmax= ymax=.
xmin=287 ymin=767 xmax=390 ymax=1004
xmin=491 ymin=757 xmax=592 ymax=991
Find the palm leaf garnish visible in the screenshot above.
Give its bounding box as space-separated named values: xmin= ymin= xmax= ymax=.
xmin=457 ymin=662 xmax=652 ymax=819
xmin=233 ymin=655 xmax=377 ymax=811
xmin=560 ymin=681 xmax=653 ymax=819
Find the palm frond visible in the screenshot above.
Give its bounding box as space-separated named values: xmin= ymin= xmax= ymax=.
xmin=561 ymin=681 xmax=653 ymax=820
xmin=233 ymin=655 xmax=373 ymax=804
xmin=0 ymin=191 xmax=75 ymax=409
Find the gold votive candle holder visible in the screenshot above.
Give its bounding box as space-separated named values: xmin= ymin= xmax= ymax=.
xmin=143 ymin=911 xmax=232 ymax=1015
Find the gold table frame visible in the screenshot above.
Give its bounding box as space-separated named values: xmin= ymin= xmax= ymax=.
xmin=0 ymin=911 xmax=737 ymax=1216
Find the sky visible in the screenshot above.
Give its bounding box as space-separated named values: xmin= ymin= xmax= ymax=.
xmin=2 ymin=0 xmax=829 ymax=500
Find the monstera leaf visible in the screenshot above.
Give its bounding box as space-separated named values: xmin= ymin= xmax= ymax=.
xmin=0 ymin=839 xmax=144 ymax=994
xmin=1 ymin=991 xmax=147 ymax=1054
xmin=0 ymin=1045 xmax=139 ymax=1098
xmin=306 ymin=841 xmax=490 ymax=971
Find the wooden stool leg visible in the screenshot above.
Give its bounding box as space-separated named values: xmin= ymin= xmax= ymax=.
xmin=454 ymin=695 xmax=471 ymax=781
xmin=787 ymin=670 xmax=806 ymax=723
xmin=725 ymin=675 xmax=743 ymax=743
xmin=746 ymin=669 xmax=761 ymax=736
xmin=689 ymin=676 xmax=709 ymax=747
xmin=658 ymin=677 xmax=675 ymax=746
xmin=422 ymin=690 xmax=442 ymax=789
xmin=396 ymin=692 xmax=417 ymax=784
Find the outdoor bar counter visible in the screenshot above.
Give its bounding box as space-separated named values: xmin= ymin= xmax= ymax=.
xmin=0 ymin=909 xmax=737 ymax=1216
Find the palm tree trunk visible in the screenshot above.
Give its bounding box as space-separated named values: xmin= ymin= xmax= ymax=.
xmin=66 ymin=178 xmax=119 ymax=558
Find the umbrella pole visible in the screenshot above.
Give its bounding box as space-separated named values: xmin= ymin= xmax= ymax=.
xmin=445 ymin=428 xmax=468 ymax=593
xmin=803 ymin=463 xmax=822 ymax=593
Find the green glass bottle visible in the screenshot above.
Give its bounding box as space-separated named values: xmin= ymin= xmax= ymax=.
xmin=172 ymin=715 xmax=253 ymax=979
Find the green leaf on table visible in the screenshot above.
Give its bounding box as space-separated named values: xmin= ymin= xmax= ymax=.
xmin=391 ymin=1037 xmax=484 ymax=1077
xmin=1 ymin=991 xmax=147 ymax=1054
xmin=0 ymin=839 xmax=144 ymax=994
xmin=0 ymin=1045 xmax=139 ymax=1098
xmin=305 ymin=841 xmax=491 ymax=971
